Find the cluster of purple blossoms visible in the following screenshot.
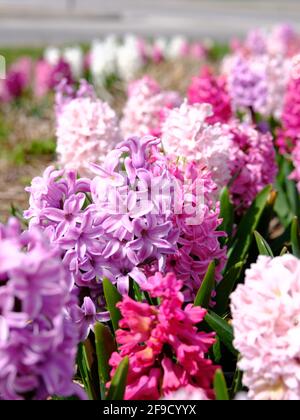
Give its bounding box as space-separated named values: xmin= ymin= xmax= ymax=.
xmin=225 ymin=54 xmax=269 ymax=115
xmin=0 ymin=218 xmax=84 ymax=400
xmin=24 ymin=167 xmax=109 ymax=341
xmin=25 ymin=136 xmax=227 ymax=338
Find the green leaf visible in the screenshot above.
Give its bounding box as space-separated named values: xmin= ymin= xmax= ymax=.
xmin=212 ymin=336 xmax=222 ymax=363
xmin=214 ymin=369 xmax=229 ymax=401
xmin=94 ymin=323 xmax=117 ymax=399
xmin=103 ymin=278 xmax=122 ymax=332
xmin=106 ymin=356 xmax=129 ymax=400
xmin=205 ymin=311 xmax=237 ymax=356
xmin=194 ymin=261 xmax=215 ymax=308
xmin=226 ymin=185 xmax=272 ymax=270
xmin=254 ymin=231 xmax=274 ymax=257
xmin=214 ymin=261 xmax=244 ymax=316
xmin=219 ymin=187 xmax=234 ymax=240
xmin=230 ymin=363 xmax=243 ymax=399
xmin=280 ymin=246 xmax=288 ymax=256
xmin=77 ymin=343 xmax=96 ymax=400
xmin=291 ymin=217 xmax=300 ymax=258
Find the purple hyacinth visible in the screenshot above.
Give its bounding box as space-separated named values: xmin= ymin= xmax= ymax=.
xmin=0 ymin=219 xmax=85 ymax=400
xmin=227 ymin=55 xmax=268 ymax=114
xmin=25 ymin=135 xmax=227 ymax=337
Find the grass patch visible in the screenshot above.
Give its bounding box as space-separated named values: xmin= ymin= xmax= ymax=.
xmin=0 ymin=47 xmax=44 ymax=67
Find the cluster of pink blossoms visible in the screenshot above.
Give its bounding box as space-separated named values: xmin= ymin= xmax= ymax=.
xmin=277 ymin=75 xmax=300 ymax=154
xmin=0 ymin=57 xmax=32 ymax=103
xmin=161 ymin=101 xmax=232 ymax=191
xmin=161 ymin=101 xmax=277 ymax=213
xmin=120 ymin=76 xmax=182 ymax=138
xmin=226 ymin=122 xmax=277 ymax=214
xmin=231 ymin=255 xmax=300 ymax=400
xmin=56 ymin=81 xmax=121 ymax=176
xmin=109 ymin=272 xmax=217 ymax=400
xmin=290 ymin=143 xmax=300 ymax=192
xmin=187 ymin=66 xmax=232 ymax=124
xmin=25 ymin=136 xmax=226 ymax=339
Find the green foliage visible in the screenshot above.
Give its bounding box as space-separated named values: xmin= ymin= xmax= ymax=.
xmin=103 ymin=278 xmax=122 ymax=332
xmin=214 ymin=369 xmax=230 ymax=401
xmin=291 ymin=217 xmax=300 ymax=258
xmin=205 ymin=311 xmax=237 ymax=356
xmin=254 ymin=230 xmax=274 ymax=257
xmin=94 ymin=323 xmax=117 ymax=398
xmin=226 ymin=185 xmax=273 ymax=270
xmin=194 ymin=261 xmax=215 ymax=308
xmin=106 ymin=357 xmax=129 ymax=401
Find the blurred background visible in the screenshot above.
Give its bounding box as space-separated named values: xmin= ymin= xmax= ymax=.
xmin=1 ymin=0 xmax=300 ymax=46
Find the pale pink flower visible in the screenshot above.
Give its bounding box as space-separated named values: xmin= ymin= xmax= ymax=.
xmin=56 ymin=96 xmax=121 ymax=176
xmin=161 ymin=101 xmax=232 ymax=191
xmin=121 ymin=76 xmax=182 ymax=138
xmin=231 ymin=255 xmax=300 ymax=400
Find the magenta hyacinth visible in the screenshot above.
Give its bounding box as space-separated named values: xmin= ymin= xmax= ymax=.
xmin=187 ymin=66 xmax=232 ymax=124
xmin=108 ymin=272 xmax=217 ymax=400
xmin=34 ymin=59 xmax=73 ymax=98
xmin=290 ymin=141 xmax=300 ymax=192
xmin=0 ymin=57 xmax=32 ymax=102
xmin=0 ymin=218 xmax=84 ymax=400
xmin=227 ymin=122 xmax=277 ymax=214
xmin=277 ymin=76 xmax=300 ymax=154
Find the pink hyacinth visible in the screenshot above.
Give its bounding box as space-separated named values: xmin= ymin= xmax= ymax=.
xmin=277 ymin=75 xmax=300 ymax=154
xmin=0 ymin=57 xmax=32 ymax=102
xmin=121 ymin=76 xmax=182 ymax=138
xmin=161 ymin=101 xmax=232 ymax=191
xmin=231 ymin=255 xmax=300 ymax=400
xmin=227 ymin=121 xmax=277 ymax=214
xmin=290 ymin=141 xmax=300 ymax=192
xmin=187 ymin=67 xmax=232 ymax=124
xmin=165 ymin=160 xmax=227 ymax=297
xmin=34 ymin=59 xmax=73 ymax=98
xmin=56 ymin=87 xmax=121 ymax=176
xmin=108 ymin=272 xmax=217 ymax=400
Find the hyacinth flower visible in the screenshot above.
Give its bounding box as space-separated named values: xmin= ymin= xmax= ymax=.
xmin=0 ymin=57 xmax=32 ymax=102
xmin=277 ymin=74 xmax=300 ymax=154
xmin=161 ymin=101 xmax=232 ymax=191
xmin=187 ymin=66 xmax=232 ymax=124
xmin=121 ymin=76 xmax=182 ymax=138
xmin=0 ymin=218 xmax=85 ymax=400
xmin=55 ymin=80 xmax=121 ymax=176
xmin=231 ymin=255 xmax=300 ymax=400
xmin=162 ymin=101 xmax=277 ymax=214
xmin=290 ymin=141 xmax=300 ymax=192
xmin=108 ymin=272 xmax=217 ymax=400
xmin=226 ymin=121 xmax=277 ymax=214
xmin=225 ymin=54 xmax=269 ymax=116
xmin=25 ymin=135 xmax=227 ymax=338
xmin=34 ymin=58 xmax=73 ymax=98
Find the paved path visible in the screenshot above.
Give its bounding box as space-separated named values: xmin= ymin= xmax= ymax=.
xmin=1 ymin=0 xmax=300 ymax=46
